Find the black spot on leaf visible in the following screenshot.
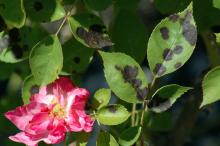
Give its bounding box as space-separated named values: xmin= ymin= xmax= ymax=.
xmin=30 ymin=85 xmax=39 ymax=94
xmin=73 ymin=57 xmax=80 ymax=64
xmin=163 ymin=48 xmax=173 ymax=61
xmin=181 ymin=11 xmax=197 ymax=46
xmin=9 ymin=28 xmax=21 ymax=43
xmin=34 ymin=1 xmax=43 ymax=11
xmin=123 ymin=65 xmax=138 ymax=81
xmin=115 ymin=65 xmax=122 ymax=71
xmin=169 ymin=14 xmax=179 ymax=22
xmin=131 ymin=79 xmax=142 ymax=89
xmin=137 ymin=87 xmax=148 ymax=100
xmin=174 ymin=62 xmax=182 ymax=69
xmin=173 ymin=45 xmax=183 ymax=54
xmin=108 ymin=105 xmax=117 ymax=113
xmin=160 ymin=27 xmax=169 ymax=40
xmin=76 ymin=27 xmax=113 ymax=48
xmin=153 ymin=63 xmax=166 ymax=76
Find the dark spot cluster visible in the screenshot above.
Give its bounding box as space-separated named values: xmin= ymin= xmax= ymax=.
xmin=181 ymin=11 xmax=197 ymax=46
xmin=160 ymin=27 xmax=169 ymax=40
xmin=89 ymin=24 xmax=107 ymax=34
xmin=153 ymin=63 xmax=166 ymax=76
xmin=76 ymin=26 xmax=113 ymax=48
xmin=115 ymin=65 xmax=148 ymax=100
xmin=33 ymin=1 xmax=43 ymax=11
xmin=169 ymin=14 xmax=179 ymax=22
xmin=30 ymin=85 xmax=39 ymax=94
xmin=163 ymin=48 xmax=173 ymax=61
xmin=108 ymin=105 xmax=117 ymax=113
xmin=73 ymin=57 xmax=80 ymax=64
xmin=174 ymin=62 xmax=182 ymax=69
xmin=173 ymin=45 xmax=183 ymax=54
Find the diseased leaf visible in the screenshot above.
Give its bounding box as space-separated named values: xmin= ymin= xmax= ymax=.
xmin=62 ymin=38 xmax=94 ymax=74
xmin=147 ymin=4 xmax=197 ymax=77
xmin=94 ymin=88 xmax=111 ymax=109
xmin=68 ymin=13 xmax=113 ymax=48
xmin=0 ymin=0 xmax=26 ymax=28
xmin=148 ymin=84 xmax=192 ymax=113
xmin=24 ymin=0 xmax=66 ymax=22
xmin=201 ymin=66 xmax=220 ymax=107
xmin=84 ymin=0 xmax=112 ymax=11
xmin=99 ymin=51 xmax=148 ymax=103
xmin=119 ymin=126 xmax=142 ymax=146
xmin=29 ymin=35 xmax=63 ymax=85
xmin=97 ymin=131 xmax=119 ymax=146
xmin=110 ymin=10 xmax=147 ymax=63
xmin=22 ymin=75 xmax=38 ymax=104
xmin=97 ymin=104 xmax=130 ymax=125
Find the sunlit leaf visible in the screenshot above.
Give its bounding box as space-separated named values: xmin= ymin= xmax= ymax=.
xmin=201 ymin=66 xmax=220 ymax=107
xmin=148 ymin=84 xmax=192 ymax=113
xmin=0 ymin=0 xmax=26 ymax=28
xmin=99 ymin=51 xmax=148 ymax=103
xmin=97 ymin=104 xmax=130 ymax=125
xmin=29 ymin=35 xmax=63 ymax=85
xmin=94 ymin=88 xmax=111 ymax=109
xmin=147 ymin=4 xmax=197 ymax=77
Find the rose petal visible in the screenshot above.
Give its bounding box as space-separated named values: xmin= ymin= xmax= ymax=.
xmin=5 ymin=102 xmax=47 ymax=131
xmin=9 ymin=132 xmax=39 ymax=146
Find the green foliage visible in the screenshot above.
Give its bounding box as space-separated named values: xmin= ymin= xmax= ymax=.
xmin=62 ymin=38 xmax=94 ymax=74
xmin=149 ymin=84 xmax=192 ymax=113
xmin=213 ymin=0 xmax=220 ymax=9
xmin=94 ymin=88 xmax=111 ymax=109
xmin=22 ymin=75 xmax=37 ymax=104
xmin=110 ymin=10 xmax=147 ymax=63
xmin=201 ymin=66 xmax=220 ymax=107
xmin=96 ymin=104 xmax=130 ymax=125
xmin=0 ymin=0 xmax=26 ymax=28
xmin=99 ymin=51 xmax=148 ymax=103
xmin=29 ymin=35 xmax=63 ymax=85
xmin=147 ymin=4 xmax=197 ymax=77
xmin=119 ymin=126 xmax=142 ymax=146
xmin=97 ymin=131 xmax=119 ymax=146
xmin=24 ymin=0 xmax=66 ymax=22
xmin=84 ymin=0 xmax=112 ymax=11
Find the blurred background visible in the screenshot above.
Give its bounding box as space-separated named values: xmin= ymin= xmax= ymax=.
xmin=1 ymin=0 xmax=220 ymax=146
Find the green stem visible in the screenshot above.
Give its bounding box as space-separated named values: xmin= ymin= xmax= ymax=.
xmin=131 ymin=103 xmax=136 ymax=126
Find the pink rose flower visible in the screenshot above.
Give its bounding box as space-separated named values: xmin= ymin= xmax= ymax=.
xmin=5 ymin=77 xmax=94 ymax=146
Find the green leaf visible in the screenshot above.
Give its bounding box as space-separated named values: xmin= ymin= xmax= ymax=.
xmin=147 ymin=4 xmax=197 ymax=77
xmin=148 ymin=84 xmax=192 ymax=113
xmin=213 ymin=0 xmax=220 ymax=9
xmin=94 ymin=88 xmax=111 ymax=109
xmin=99 ymin=51 xmax=148 ymax=103
xmin=62 ymin=38 xmax=94 ymax=74
xmin=119 ymin=126 xmax=142 ymax=146
xmin=68 ymin=13 xmax=113 ymax=48
xmin=84 ymin=0 xmax=112 ymax=11
xmin=97 ymin=104 xmax=130 ymax=125
xmin=110 ymin=10 xmax=147 ymax=63
xmin=114 ymin=0 xmax=138 ymax=10
xmin=0 ymin=0 xmax=26 ymax=28
xmin=22 ymin=75 xmax=38 ymax=104
xmin=201 ymin=66 xmax=220 ymax=107
xmin=145 ymin=111 xmax=174 ymax=132
xmin=24 ymin=0 xmax=66 ymax=22
xmin=97 ymin=131 xmax=119 ymax=146
xmin=154 ymin=0 xmax=191 ymax=14
xmin=0 ymin=62 xmax=15 ymax=80
xmin=29 ymin=35 xmax=63 ymax=85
